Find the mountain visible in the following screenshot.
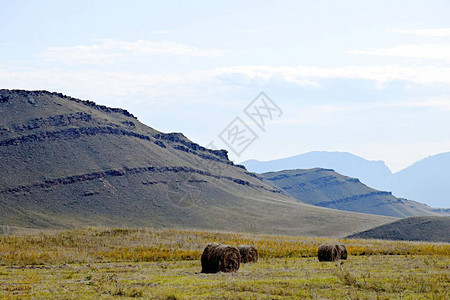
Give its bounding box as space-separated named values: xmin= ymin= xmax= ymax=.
xmin=242 ymin=152 xmax=450 ymax=208
xmin=388 ymin=153 xmax=450 ymax=208
xmin=0 ymin=90 xmax=394 ymax=237
xmin=243 ymin=151 xmax=392 ymax=190
xmin=259 ymin=168 xmax=447 ymax=218
xmin=347 ymin=216 xmax=450 ymax=243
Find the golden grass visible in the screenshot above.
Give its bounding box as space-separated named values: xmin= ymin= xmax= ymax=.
xmin=1 ymin=228 xmax=449 ymax=266
xmin=0 ymin=228 xmax=449 ymax=299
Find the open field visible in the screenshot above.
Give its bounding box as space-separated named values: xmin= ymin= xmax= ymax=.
xmin=1 ymin=228 xmax=449 ymax=299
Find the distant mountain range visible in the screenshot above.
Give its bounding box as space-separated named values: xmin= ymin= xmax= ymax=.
xmin=389 ymin=153 xmax=450 ymax=209
xmin=259 ymin=168 xmax=448 ymax=217
xmin=242 ymin=151 xmax=450 ymax=208
xmin=0 ymin=90 xmax=393 ymax=237
xmin=347 ymin=216 xmax=450 ymax=243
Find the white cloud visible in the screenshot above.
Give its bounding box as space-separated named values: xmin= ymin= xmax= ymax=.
xmin=271 ymin=98 xmax=450 ymax=127
xmin=40 ymin=39 xmax=224 ymax=64
xmin=2 ymin=64 xmax=450 ymax=105
xmin=347 ymin=44 xmax=450 ymax=62
xmin=215 ymin=64 xmax=450 ymax=86
xmin=0 ymin=67 xmax=240 ymax=105
xmin=382 ymin=98 xmax=450 ymax=110
xmin=393 ymin=28 xmax=450 ymax=37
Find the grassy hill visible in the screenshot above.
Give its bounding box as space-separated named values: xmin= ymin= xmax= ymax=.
xmin=259 ymin=168 xmax=447 ymax=218
xmin=347 ymin=216 xmax=450 ymax=242
xmin=0 ymin=228 xmax=448 ymax=299
xmin=0 ymin=90 xmax=393 ymax=237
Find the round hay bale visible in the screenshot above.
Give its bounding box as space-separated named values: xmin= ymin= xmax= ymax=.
xmin=237 ymin=245 xmax=258 ymax=263
xmin=318 ymin=244 xmax=339 ymax=262
xmin=201 ymin=243 xmax=241 ymax=273
xmin=337 ymin=244 xmax=347 ymax=260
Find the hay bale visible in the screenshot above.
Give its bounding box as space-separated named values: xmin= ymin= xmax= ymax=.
xmin=237 ymin=245 xmax=258 ymax=263
xmin=201 ymin=243 xmax=241 ymax=273
xmin=318 ymin=244 xmax=339 ymax=262
xmin=337 ymin=244 xmax=348 ymax=260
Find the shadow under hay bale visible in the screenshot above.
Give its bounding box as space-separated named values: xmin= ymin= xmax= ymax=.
xmin=318 ymin=244 xmax=340 ymax=262
xmin=337 ymin=244 xmax=348 ymax=260
xmin=201 ymin=243 xmax=241 ymax=273
xmin=237 ymin=245 xmax=258 ymax=263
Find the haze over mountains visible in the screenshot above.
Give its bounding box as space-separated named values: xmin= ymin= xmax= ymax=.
xmin=0 ymin=90 xmax=394 ymax=237
xmin=243 ymin=151 xmax=450 ymax=208
xmin=259 ymin=168 xmax=447 ymax=218
xmin=389 ymin=153 xmax=450 ymax=209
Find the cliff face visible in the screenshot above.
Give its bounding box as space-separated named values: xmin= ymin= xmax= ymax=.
xmin=0 ymin=90 xmax=393 ymax=236
xmin=260 ymin=168 xmax=449 ymax=218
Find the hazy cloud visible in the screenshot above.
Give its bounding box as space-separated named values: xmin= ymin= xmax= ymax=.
xmin=40 ymin=39 xmax=224 ymax=64
xmin=347 ymin=44 xmax=450 ymax=62
xmin=216 ymin=64 xmax=450 ymax=86
xmin=2 ymin=64 xmax=450 ymax=104
xmin=393 ymin=28 xmax=450 ymax=37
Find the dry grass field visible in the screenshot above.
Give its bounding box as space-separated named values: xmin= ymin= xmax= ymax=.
xmin=0 ymin=228 xmax=449 ymax=299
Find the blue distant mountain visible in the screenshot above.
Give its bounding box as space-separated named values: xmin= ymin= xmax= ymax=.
xmin=388 ymin=152 xmax=450 ymax=208
xmin=242 ymin=151 xmax=450 ymax=208
xmin=243 ymin=151 xmax=392 ymax=190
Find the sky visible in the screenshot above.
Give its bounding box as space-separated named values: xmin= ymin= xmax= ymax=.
xmin=1 ymin=0 xmax=450 ymax=172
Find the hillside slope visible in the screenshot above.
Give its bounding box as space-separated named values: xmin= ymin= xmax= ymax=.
xmin=0 ymin=90 xmax=394 ymax=237
xmin=347 ymin=216 xmax=450 ymax=242
xmin=243 ymin=151 xmax=392 ymax=190
xmin=259 ymin=168 xmax=448 ymax=217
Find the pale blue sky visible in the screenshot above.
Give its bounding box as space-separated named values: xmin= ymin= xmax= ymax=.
xmin=1 ymin=0 xmax=450 ymax=171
